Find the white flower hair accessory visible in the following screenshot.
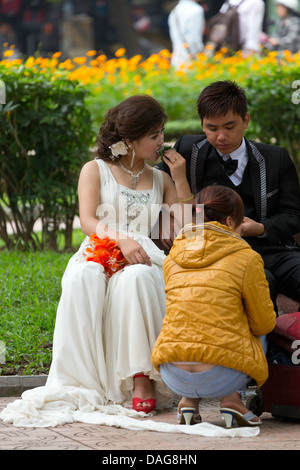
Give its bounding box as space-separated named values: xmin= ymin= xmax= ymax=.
xmin=109 ymin=140 xmax=128 ymax=160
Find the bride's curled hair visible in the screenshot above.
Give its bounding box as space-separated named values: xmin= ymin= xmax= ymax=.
xmin=95 ymin=95 xmax=168 ymax=160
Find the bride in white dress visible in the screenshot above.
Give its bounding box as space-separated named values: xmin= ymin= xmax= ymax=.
xmin=0 ymin=95 xmax=193 ymax=428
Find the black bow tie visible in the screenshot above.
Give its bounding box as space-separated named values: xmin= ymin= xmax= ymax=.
xmin=219 ymin=155 xmax=238 ymax=176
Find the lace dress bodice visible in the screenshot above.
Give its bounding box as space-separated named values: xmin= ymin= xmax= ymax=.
xmin=96 ymin=158 xmax=164 ymax=239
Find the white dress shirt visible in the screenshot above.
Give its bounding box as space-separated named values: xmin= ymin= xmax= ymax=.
xmin=218 ymin=138 xmax=267 ymax=236
xmin=218 ymin=138 xmax=248 ymax=186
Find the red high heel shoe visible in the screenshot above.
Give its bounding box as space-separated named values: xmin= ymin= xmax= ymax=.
xmin=132 ymin=374 xmax=156 ymax=413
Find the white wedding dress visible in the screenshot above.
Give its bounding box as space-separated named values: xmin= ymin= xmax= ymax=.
xmin=0 ymin=160 xmax=260 ymax=437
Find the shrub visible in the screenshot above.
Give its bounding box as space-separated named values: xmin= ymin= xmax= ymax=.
xmin=244 ymin=55 xmax=300 ymax=173
xmin=0 ymin=58 xmax=93 ymax=250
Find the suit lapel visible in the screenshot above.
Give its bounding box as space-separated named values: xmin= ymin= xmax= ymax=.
xmin=246 ymin=140 xmax=267 ymax=221
xmin=190 ymin=138 xmax=209 ymax=194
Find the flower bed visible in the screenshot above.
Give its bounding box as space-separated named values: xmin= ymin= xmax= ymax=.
xmin=4 ymin=45 xmax=299 ymax=162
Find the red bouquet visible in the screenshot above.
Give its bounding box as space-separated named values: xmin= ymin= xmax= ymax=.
xmin=85 ymin=233 xmax=127 ymax=278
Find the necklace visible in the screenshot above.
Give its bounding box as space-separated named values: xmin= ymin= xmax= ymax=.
xmin=118 ymin=160 xmax=146 ymax=190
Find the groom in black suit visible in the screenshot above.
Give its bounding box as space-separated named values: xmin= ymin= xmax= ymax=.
xmin=158 ymin=81 xmax=300 ymax=311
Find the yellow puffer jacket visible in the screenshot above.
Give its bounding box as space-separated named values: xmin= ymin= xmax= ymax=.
xmin=152 ymin=222 xmax=276 ymax=388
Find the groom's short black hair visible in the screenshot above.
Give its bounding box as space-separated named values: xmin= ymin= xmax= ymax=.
xmin=197 ymin=80 xmax=248 ymax=122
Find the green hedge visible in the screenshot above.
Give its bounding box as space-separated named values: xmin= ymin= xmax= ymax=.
xmin=0 ymin=64 xmax=93 ymax=250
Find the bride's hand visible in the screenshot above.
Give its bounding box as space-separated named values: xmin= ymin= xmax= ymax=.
xmin=118 ymin=238 xmax=152 ymax=266
xmin=163 ymin=149 xmax=186 ymax=183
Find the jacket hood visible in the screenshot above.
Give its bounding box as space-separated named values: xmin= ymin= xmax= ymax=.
xmin=169 ymin=221 xmax=250 ymax=268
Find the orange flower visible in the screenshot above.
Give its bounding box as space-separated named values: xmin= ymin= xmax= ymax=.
xmin=87 ymin=50 xmax=97 ymax=56
xmin=159 ymin=49 xmax=171 ymax=58
xmin=25 ymin=56 xmax=35 ymax=68
xmin=73 ymin=56 xmax=87 ymax=65
xmin=115 ymin=47 xmax=126 ymax=58
xmin=97 ymin=54 xmax=107 ymax=63
xmin=3 ymin=50 xmax=14 ymax=57
xmin=85 ymin=234 xmax=127 ymax=278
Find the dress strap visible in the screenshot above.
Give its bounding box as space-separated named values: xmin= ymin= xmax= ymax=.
xmin=152 ymin=166 xmax=164 ymax=198
xmin=94 ymin=158 xmax=109 ymax=174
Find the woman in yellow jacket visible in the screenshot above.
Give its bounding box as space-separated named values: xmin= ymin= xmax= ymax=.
xmin=152 ymin=185 xmax=276 ymax=428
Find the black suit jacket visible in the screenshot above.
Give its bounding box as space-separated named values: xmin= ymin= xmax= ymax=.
xmin=158 ymin=135 xmax=300 ymax=248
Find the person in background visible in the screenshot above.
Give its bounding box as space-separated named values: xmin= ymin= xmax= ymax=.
xmin=219 ymin=0 xmax=265 ymax=55
xmin=152 ymin=185 xmax=276 ymax=428
xmin=267 ymin=0 xmax=300 ymax=54
xmin=168 ymin=0 xmax=205 ymax=68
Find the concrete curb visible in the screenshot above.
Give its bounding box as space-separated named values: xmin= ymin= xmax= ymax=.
xmin=0 ymin=375 xmax=47 ymax=397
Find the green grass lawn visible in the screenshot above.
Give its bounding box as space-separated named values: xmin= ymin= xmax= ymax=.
xmin=0 ymin=229 xmax=85 ymax=375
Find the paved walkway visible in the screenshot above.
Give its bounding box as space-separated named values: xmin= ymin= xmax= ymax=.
xmin=1 ymin=393 xmax=300 ymax=451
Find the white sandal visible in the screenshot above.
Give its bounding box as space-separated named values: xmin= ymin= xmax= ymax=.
xmin=177 ymin=407 xmax=202 ymax=425
xmin=220 ymin=407 xmax=262 ymax=428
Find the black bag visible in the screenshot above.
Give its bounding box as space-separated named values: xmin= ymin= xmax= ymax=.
xmin=206 ymin=0 xmax=245 ymax=52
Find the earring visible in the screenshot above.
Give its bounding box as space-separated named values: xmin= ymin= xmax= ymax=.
xmin=130 ymin=148 xmax=135 ymax=168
